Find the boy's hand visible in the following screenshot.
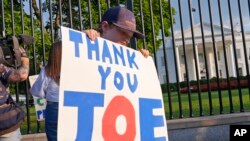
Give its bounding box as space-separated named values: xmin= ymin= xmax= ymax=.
xmin=139 ymin=48 xmax=150 ymax=58
xmin=84 ymin=29 xmax=100 ymax=41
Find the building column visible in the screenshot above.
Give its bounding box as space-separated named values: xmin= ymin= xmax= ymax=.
xmin=195 ymin=44 xmax=200 ymax=80
xmin=175 ymin=46 xmax=181 ymax=82
xmin=206 ymin=48 xmax=214 ymax=78
xmin=227 ymin=44 xmax=236 ymax=77
xmin=187 ymin=47 xmax=196 ymax=80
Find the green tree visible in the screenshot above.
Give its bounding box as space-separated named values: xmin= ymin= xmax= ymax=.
xmin=40 ymin=0 xmax=175 ymax=54
xmin=1 ymin=0 xmax=52 ymax=73
xmin=133 ymin=0 xmax=175 ymax=53
xmin=1 ymin=0 xmax=175 ymax=70
xmin=0 ymin=0 xmax=52 ymax=94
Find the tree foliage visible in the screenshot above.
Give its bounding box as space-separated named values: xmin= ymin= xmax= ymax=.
xmin=42 ymin=0 xmax=175 ymax=53
xmin=1 ymin=0 xmax=175 ymax=68
xmin=1 ymin=0 xmax=52 ymax=74
xmin=0 ymin=0 xmax=175 ymax=95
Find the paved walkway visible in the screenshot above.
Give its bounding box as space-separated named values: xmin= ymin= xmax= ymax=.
xmin=21 ymin=133 xmax=46 ymax=141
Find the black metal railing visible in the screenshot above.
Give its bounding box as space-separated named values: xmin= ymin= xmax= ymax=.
xmin=0 ymin=0 xmax=249 ymax=134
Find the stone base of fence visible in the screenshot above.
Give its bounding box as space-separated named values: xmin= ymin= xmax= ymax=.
xmin=167 ymin=112 xmax=250 ymax=141
xmin=20 ymin=112 xmax=250 ymax=141
xmin=21 ymin=133 xmax=46 ymax=141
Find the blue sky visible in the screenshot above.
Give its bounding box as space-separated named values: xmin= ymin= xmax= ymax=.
xmin=24 ymin=0 xmax=250 ymax=32
xmin=171 ymin=0 xmax=250 ymax=32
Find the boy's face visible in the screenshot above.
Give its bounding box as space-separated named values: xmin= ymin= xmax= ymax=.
xmin=101 ymin=21 xmax=134 ymax=46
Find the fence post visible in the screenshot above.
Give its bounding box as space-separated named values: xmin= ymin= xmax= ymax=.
xmin=126 ymin=0 xmax=137 ymax=50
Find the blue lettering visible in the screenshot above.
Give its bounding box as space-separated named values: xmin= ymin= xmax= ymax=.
xmin=69 ymin=30 xmax=83 ymax=57
xmin=86 ymin=35 xmax=100 ymax=61
xmin=127 ymin=73 xmax=138 ymax=93
xmin=126 ymin=49 xmax=138 ymax=69
xmin=114 ymin=71 xmax=124 ymax=90
xmin=37 ymin=109 xmax=46 ymax=120
xmin=64 ymin=91 xmax=104 ymax=141
xmin=98 ymin=65 xmax=111 ymax=90
xmin=139 ymin=98 xmax=166 ymax=141
xmin=102 ymin=40 xmax=112 ymax=64
xmin=113 ymin=45 xmax=125 ymax=66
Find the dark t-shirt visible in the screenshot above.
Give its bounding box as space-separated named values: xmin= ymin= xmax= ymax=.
xmin=0 ymin=67 xmax=14 ymax=104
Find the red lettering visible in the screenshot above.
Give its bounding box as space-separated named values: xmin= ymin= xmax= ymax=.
xmin=102 ymin=96 xmax=136 ymax=141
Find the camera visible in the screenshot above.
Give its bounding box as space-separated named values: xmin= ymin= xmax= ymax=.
xmin=0 ymin=35 xmax=34 ymax=67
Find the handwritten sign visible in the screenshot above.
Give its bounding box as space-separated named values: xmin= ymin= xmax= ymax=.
xmin=58 ymin=26 xmax=169 ymax=141
xmin=29 ymin=75 xmax=46 ymax=121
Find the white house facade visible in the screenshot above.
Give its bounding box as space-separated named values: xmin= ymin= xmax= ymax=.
xmin=156 ymin=23 xmax=250 ymax=84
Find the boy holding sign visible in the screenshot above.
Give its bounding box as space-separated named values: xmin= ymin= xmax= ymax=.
xmin=85 ymin=6 xmax=149 ymax=57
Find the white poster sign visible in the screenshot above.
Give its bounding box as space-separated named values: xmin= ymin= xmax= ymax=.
xmin=29 ymin=75 xmax=46 ymax=121
xmin=58 ymin=26 xmax=168 ymax=141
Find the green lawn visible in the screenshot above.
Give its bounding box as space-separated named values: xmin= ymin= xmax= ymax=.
xmin=163 ymin=88 xmax=250 ymax=119
xmin=20 ymin=106 xmax=45 ymax=134
xmin=20 ymin=88 xmax=250 ymax=134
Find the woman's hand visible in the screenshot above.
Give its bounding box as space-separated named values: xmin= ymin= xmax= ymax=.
xmin=139 ymin=48 xmax=150 ymax=58
xmin=83 ymin=29 xmax=100 ymax=41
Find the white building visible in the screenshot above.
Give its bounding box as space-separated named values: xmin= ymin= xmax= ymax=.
xmin=156 ymin=23 xmax=250 ymax=84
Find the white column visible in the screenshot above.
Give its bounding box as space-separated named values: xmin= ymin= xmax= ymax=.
xmin=187 ymin=47 xmax=196 ymax=80
xmin=206 ymin=48 xmax=214 ymax=78
xmin=227 ymin=44 xmax=236 ymax=77
xmin=241 ymin=47 xmax=247 ymax=76
xmin=175 ymin=47 xmax=181 ymax=82
xmin=195 ymin=44 xmax=200 ymax=80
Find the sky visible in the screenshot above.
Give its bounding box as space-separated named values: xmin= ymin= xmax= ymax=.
xmin=24 ymin=0 xmax=250 ymax=32
xmin=171 ymin=0 xmax=250 ymax=32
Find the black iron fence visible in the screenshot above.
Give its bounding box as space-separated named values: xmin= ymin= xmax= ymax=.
xmin=0 ymin=0 xmax=249 ymax=134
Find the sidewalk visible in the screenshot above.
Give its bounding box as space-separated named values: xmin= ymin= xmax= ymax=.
xmin=21 ymin=133 xmax=46 ymax=141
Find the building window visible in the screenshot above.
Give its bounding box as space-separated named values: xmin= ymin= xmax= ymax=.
xmin=238 ymin=67 xmax=243 ymax=76
xmin=236 ymin=49 xmax=241 ymax=59
xmin=248 ymin=48 xmax=250 ymax=60
xmin=217 ymin=51 xmax=220 ymax=61
xmin=199 ymin=53 xmax=204 ymax=62
xmin=219 ymin=70 xmax=222 ymax=77
xmin=161 ymin=56 xmax=165 ymax=66
xmin=201 ymin=76 xmax=206 ymax=79
xmin=183 ymin=73 xmax=187 ymax=81
xmin=163 ymin=75 xmax=167 ymax=84
xmin=181 ymin=55 xmax=185 ymax=64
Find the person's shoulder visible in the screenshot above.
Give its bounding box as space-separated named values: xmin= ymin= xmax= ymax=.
xmin=39 ymin=67 xmax=47 ymax=75
xmin=36 ymin=67 xmax=47 ymax=79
